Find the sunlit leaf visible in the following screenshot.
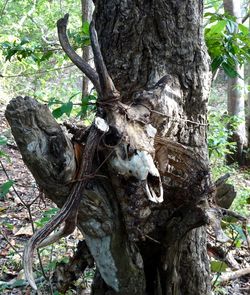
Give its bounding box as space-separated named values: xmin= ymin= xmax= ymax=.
xmin=82 ymin=21 xmax=90 ymax=36
xmin=210 ymin=260 xmax=228 ymax=272
xmin=221 ymin=62 xmax=238 ymax=78
xmin=208 ymin=20 xmax=227 ymax=36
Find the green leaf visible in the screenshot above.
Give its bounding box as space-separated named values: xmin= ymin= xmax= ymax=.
xmin=0 ymin=282 xmax=8 ymax=291
xmin=210 ymin=260 xmax=228 ymax=272
xmin=0 ymin=135 xmax=7 ymax=145
xmin=211 ymin=56 xmax=223 ymax=72
xmin=238 ymin=24 xmax=249 ymax=36
xmin=208 ymin=20 xmax=227 ymax=36
xmin=43 ymin=207 xmax=59 ymax=217
xmin=231 ymin=224 xmax=246 ymax=241
xmin=12 ymin=279 xmax=26 ymax=287
xmin=82 ymin=21 xmax=90 ymax=36
xmin=20 ymin=37 xmax=30 ymax=45
xmin=5 ymin=223 xmax=14 ymax=230
xmin=52 ymin=101 xmax=73 ymax=118
xmin=52 ymin=107 xmax=64 ymax=119
xmin=40 ymin=51 xmax=53 ymax=62
xmin=63 ymin=101 xmax=73 ymax=117
xmin=68 ymin=92 xmax=81 ymax=101
xmin=0 ymin=41 xmax=11 ymax=49
xmin=221 ymin=62 xmax=238 ymax=78
xmin=0 ymin=150 xmax=10 ymax=161
xmin=0 ymin=180 xmax=14 ymax=198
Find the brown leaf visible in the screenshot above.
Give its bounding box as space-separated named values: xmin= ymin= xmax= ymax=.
xmin=14 ymin=224 xmax=33 ymax=237
xmin=0 ymin=206 xmax=7 ymax=214
xmin=0 ymin=248 xmax=9 ymax=257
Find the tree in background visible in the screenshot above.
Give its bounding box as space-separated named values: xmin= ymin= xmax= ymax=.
xmin=247 ymin=1 xmax=250 ymax=162
xmin=81 ymin=0 xmax=93 ymax=97
xmin=5 ymin=1 xmax=213 ymax=294
xmin=223 ymin=0 xmax=247 ymax=165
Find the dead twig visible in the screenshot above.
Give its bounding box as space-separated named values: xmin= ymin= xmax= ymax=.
xmin=220 ymin=267 xmax=250 ymax=282
xmin=0 ymin=229 xmax=23 ymax=259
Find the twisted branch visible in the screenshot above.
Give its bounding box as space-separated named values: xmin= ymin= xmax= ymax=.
xmin=57 ymin=14 xmax=101 ymax=95
xmin=23 ymin=125 xmax=103 ymax=290
xmin=90 ymin=20 xmax=120 ymax=99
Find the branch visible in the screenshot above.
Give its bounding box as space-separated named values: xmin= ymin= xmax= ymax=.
xmin=23 ymin=124 xmax=105 ymax=290
xmin=0 ymin=64 xmax=74 ymax=78
xmin=90 ymin=20 xmax=120 ymax=100
xmin=57 ymin=14 xmax=101 ymax=95
xmin=220 ymin=267 xmax=250 ymax=282
xmin=242 ymin=12 xmax=250 ymax=24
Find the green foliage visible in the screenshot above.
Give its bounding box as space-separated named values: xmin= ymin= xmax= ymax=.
xmin=0 ymin=135 xmax=8 ymax=145
xmin=0 ymin=0 xmax=88 ymax=105
xmin=0 ymin=38 xmax=54 ymax=65
xmin=68 ymin=21 xmax=90 ymax=49
xmin=0 ymin=135 xmax=10 ymax=160
xmin=207 ymin=112 xmax=242 ymax=159
xmin=35 ymin=207 xmax=59 ymax=228
xmin=204 ymin=12 xmax=250 ymax=77
xmin=210 ymin=260 xmax=228 ymax=272
xmin=0 ymin=180 xmax=14 ymax=199
xmin=0 ymin=135 xmax=13 ymax=200
xmin=48 ymin=92 xmax=96 ymax=119
xmin=231 ymin=185 xmax=250 ymax=215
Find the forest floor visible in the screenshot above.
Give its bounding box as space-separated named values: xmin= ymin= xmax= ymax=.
xmin=0 ymin=102 xmax=249 ymax=294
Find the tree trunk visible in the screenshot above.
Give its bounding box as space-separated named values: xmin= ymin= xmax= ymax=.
xmin=247 ymin=5 xmax=250 ymax=164
xmin=5 ymin=1 xmax=213 ymax=294
xmin=223 ymin=0 xmax=247 ymax=165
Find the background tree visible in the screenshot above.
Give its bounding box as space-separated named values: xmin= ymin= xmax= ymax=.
xmin=81 ymin=0 xmax=93 ymax=98
xmin=5 ymin=1 xmax=213 ymax=294
xmin=223 ymin=0 xmax=247 ymax=165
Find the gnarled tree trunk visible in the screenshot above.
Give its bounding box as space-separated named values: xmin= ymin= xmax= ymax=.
xmin=5 ymin=1 xmax=213 ymax=294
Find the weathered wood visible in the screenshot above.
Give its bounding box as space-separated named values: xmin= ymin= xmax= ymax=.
xmin=5 ymin=96 xmax=146 ymax=294
xmin=5 ymin=96 xmax=75 ymax=206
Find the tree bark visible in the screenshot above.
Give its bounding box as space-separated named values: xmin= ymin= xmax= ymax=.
xmin=6 ymin=1 xmax=213 ymax=294
xmin=247 ymin=4 xmax=250 ymax=164
xmin=223 ymin=0 xmax=247 ymax=165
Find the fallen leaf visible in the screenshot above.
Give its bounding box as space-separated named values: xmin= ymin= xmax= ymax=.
xmin=14 ymin=225 xmax=33 ymax=237
xmin=0 ymin=248 xmax=9 ymax=257
xmin=0 ymin=206 xmax=7 ymax=213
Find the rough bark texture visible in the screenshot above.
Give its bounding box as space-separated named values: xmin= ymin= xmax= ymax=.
xmin=5 ymin=1 xmax=213 ymax=295
xmin=93 ymin=1 xmax=211 ymax=293
xmin=223 ymin=0 xmax=247 ymax=165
